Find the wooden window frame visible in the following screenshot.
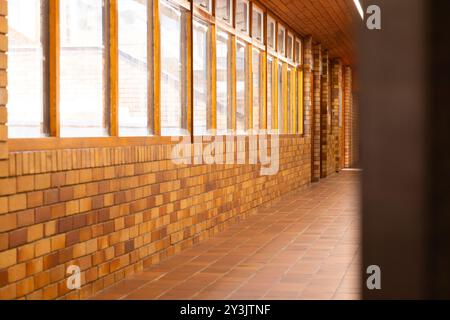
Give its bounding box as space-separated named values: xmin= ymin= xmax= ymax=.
xmin=193 ymin=17 xmax=214 ymax=135
xmin=193 ymin=0 xmax=213 ymax=14
xmin=251 ymin=4 xmax=264 ymax=43
xmin=267 ymin=15 xmax=276 ymax=52
xmin=155 ymin=0 xmax=193 ymax=137
xmin=215 ymin=29 xmax=234 ymax=134
xmin=215 ymin=0 xmax=234 ymax=26
xmin=251 ymin=47 xmax=264 ymax=131
xmin=117 ymin=0 xmax=154 ymax=137
xmin=295 ymin=37 xmax=302 ymax=65
xmin=287 ymin=65 xmax=296 ymax=133
xmin=9 ymin=0 xmax=307 ymax=152
xmin=297 ymin=67 xmax=304 ymax=135
xmin=235 ymin=0 xmax=250 ymax=36
xmin=287 ymin=32 xmax=294 ymax=62
xmin=277 ymin=24 xmax=286 ymax=56
xmin=235 ymin=38 xmax=250 ymax=134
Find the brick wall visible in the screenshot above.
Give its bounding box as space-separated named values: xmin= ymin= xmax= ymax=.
xmin=344 ymin=66 xmax=352 ymax=168
xmin=303 ymin=36 xmax=313 ymax=138
xmin=331 ymin=59 xmax=343 ymax=172
xmin=312 ymin=44 xmax=322 ymax=182
xmin=320 ymin=50 xmax=329 ymax=178
xmin=0 ymin=1 xmax=7 ymax=168
xmin=351 ymin=94 xmax=359 ymax=166
xmin=0 ymin=136 xmax=312 ymax=299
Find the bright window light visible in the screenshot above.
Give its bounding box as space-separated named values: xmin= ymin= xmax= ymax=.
xmin=353 ymin=0 xmax=364 ymax=19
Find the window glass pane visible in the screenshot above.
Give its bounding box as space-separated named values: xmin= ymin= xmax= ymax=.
xmin=252 ymin=8 xmax=263 ymax=42
xmin=287 ymin=34 xmax=294 ymax=60
xmin=297 ymin=70 xmax=303 ymax=134
xmin=216 ymin=0 xmax=232 ymax=25
xmin=194 ymin=0 xmax=211 ymax=13
xmin=295 ymin=39 xmax=302 ymax=64
xmin=252 ymin=49 xmax=261 ymax=131
xmin=236 ymin=41 xmax=247 ymax=134
xmin=278 ymin=26 xmax=285 ymax=55
xmin=278 ymin=62 xmax=284 ymax=133
xmin=193 ymin=19 xmax=209 ymax=136
xmin=60 ymin=0 xmax=105 ymax=137
xmin=267 ymin=58 xmax=273 ymax=131
xmin=267 ymin=19 xmax=275 ymax=50
xmin=160 ymin=1 xmax=187 ymax=136
xmin=236 ymin=0 xmax=249 ymax=34
xmin=216 ymin=31 xmax=231 ymax=135
xmin=8 ymin=0 xmax=45 ymax=137
xmin=287 ymin=67 xmax=292 ymax=133
xmin=119 ymin=0 xmax=149 ymax=136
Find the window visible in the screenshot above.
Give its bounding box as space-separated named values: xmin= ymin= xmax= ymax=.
xmin=236 ymin=0 xmax=249 ymax=34
xmin=216 ymin=0 xmax=233 ymax=25
xmin=160 ymin=1 xmax=188 ymax=136
xmin=252 ymin=5 xmax=264 ymax=43
xmin=8 ymin=0 xmax=46 ymax=137
xmin=216 ymin=30 xmax=232 ymax=135
xmin=118 ymin=0 xmax=149 ymax=136
xmin=267 ymin=57 xmax=273 ymax=132
xmin=60 ymin=0 xmax=106 ymax=137
xmin=278 ymin=24 xmax=286 ymax=56
xmin=252 ymin=49 xmax=262 ymax=131
xmin=287 ymin=32 xmax=294 ymax=61
xmin=295 ymin=38 xmax=302 ymax=65
xmin=193 ymin=19 xmax=210 ymax=136
xmin=297 ymin=69 xmax=304 ymax=134
xmin=194 ymin=0 xmax=212 ymax=13
xmin=267 ymin=17 xmax=276 ymax=50
xmin=278 ymin=62 xmax=284 ymax=133
xmin=287 ymin=67 xmax=292 ymax=133
xmin=236 ymin=40 xmax=247 ymax=133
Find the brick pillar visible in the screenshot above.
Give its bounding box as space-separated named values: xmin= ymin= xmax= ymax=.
xmin=312 ymin=44 xmax=322 ymax=182
xmin=0 ymin=1 xmax=8 ymax=173
xmin=320 ymin=50 xmax=330 ymax=178
xmin=302 ymin=36 xmax=313 ymax=137
xmin=344 ymin=66 xmax=352 ymax=168
xmin=352 ymin=95 xmax=359 ymax=167
xmin=331 ymin=59 xmax=343 ymax=172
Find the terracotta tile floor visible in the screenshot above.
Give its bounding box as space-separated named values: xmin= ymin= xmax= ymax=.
xmin=92 ymin=171 xmax=361 ymax=300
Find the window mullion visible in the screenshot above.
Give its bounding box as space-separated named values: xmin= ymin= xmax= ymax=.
xmin=153 ymin=0 xmax=161 ymax=136
xmin=210 ymin=23 xmax=217 ymax=133
xmin=49 ymin=0 xmax=60 ymax=137
xmin=189 ymin=0 xmax=194 ymax=139
xmin=107 ymin=0 xmax=119 ymax=137
xmin=247 ymin=43 xmax=252 ymax=131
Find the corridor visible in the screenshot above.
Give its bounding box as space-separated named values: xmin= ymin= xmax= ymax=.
xmin=93 ymin=171 xmax=361 ymax=300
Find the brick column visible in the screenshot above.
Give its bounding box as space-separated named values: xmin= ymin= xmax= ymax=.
xmin=344 ymin=66 xmax=352 ymax=168
xmin=320 ymin=50 xmax=330 ymax=178
xmin=331 ymin=59 xmax=343 ymax=172
xmin=0 ymin=1 xmax=8 ymax=171
xmin=302 ymin=36 xmax=313 ymax=138
xmin=351 ymin=95 xmax=359 ymax=167
xmin=312 ymin=44 xmax=322 ymax=182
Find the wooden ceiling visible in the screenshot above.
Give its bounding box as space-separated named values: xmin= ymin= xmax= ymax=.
xmin=258 ymin=0 xmax=359 ymax=66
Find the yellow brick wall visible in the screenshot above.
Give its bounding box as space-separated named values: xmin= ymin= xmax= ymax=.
xmin=312 ymin=44 xmax=322 ymax=182
xmin=0 ymin=0 xmax=7 ymax=165
xmin=332 ymin=59 xmax=343 ymax=172
xmin=0 ymin=137 xmax=312 ymax=299
xmin=344 ymin=66 xmax=353 ymax=168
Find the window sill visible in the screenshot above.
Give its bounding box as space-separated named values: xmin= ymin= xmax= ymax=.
xmin=8 ymin=133 xmax=306 ymax=152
